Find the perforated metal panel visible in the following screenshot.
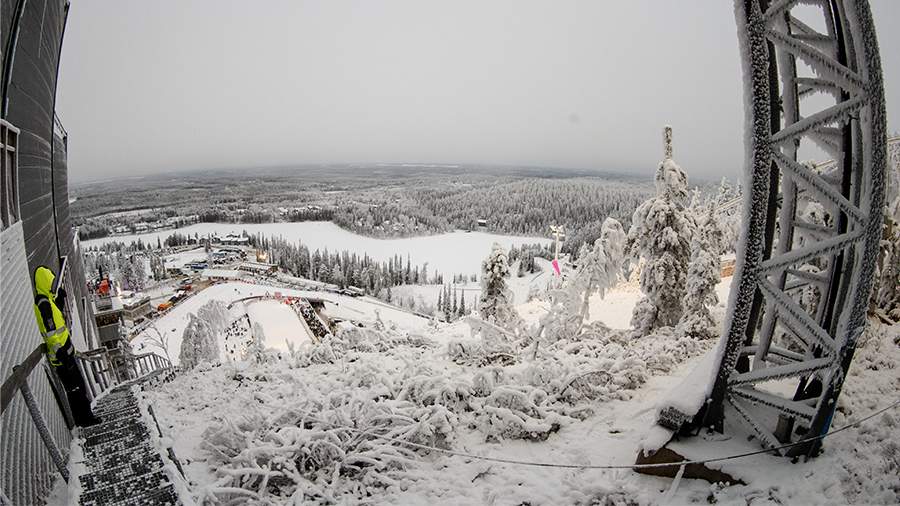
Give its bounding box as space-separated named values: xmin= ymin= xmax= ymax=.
xmin=1 ymin=223 xmax=72 ymax=505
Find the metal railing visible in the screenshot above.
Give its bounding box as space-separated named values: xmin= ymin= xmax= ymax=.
xmin=74 ymin=348 xmax=172 ymax=403
xmin=0 ymin=343 xmax=172 ymax=498
xmin=0 ymin=345 xmax=69 ymax=485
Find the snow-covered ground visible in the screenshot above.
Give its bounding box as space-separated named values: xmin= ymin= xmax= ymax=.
xmin=131 ymin=281 xmax=430 ymax=364
xmin=390 ymin=258 xmax=568 ymax=314
xmin=130 ymin=274 xmax=898 ymax=505
xmin=244 ymin=300 xmax=312 ymax=352
xmin=83 ymin=221 xmax=550 ymax=278
xmin=518 ymin=274 xmax=734 ymax=331
xmin=163 ymin=247 xmax=207 ymax=269
xmin=144 ymin=297 xmax=898 ymax=505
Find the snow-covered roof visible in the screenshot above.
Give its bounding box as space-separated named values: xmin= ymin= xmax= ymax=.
xmin=201 ymin=268 xmax=245 ymax=280
xmin=238 ymin=261 xmax=277 ymax=273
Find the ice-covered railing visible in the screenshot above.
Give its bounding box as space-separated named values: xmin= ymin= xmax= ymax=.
xmin=75 ymin=348 xmax=173 ymax=400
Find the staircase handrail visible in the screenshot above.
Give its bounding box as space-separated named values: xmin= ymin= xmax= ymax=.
xmin=0 ymin=343 xmax=69 ymax=482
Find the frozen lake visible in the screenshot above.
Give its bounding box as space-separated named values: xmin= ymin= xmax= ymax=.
xmin=83 ymin=221 xmax=550 ymax=277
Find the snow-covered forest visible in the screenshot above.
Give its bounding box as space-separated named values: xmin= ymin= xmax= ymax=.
xmin=72 ymin=166 xmax=670 ymax=255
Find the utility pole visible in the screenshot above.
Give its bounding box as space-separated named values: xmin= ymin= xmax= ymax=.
xmin=549 ymin=225 xmax=565 ymax=276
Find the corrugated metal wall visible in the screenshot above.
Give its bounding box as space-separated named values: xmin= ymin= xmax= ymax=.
xmin=53 ymin=132 xmax=72 ymax=256
xmin=2 ymin=1 xmax=98 ymax=504
xmin=0 ymin=223 xmax=72 ymax=506
xmin=3 ymin=0 xmax=67 ymax=273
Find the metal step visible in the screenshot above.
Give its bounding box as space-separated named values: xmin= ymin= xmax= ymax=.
xmin=75 ymin=373 xmax=184 ymax=505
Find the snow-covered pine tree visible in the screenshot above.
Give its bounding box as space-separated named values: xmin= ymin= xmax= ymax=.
xmin=452 ymin=286 xmax=458 ymax=316
xmin=444 ymin=284 xmax=452 ymax=315
xmin=676 ymin=203 xmax=724 ymax=339
xmin=331 ymin=264 xmax=344 ymax=288
xmin=478 ymin=243 xmax=521 ymax=332
xmin=120 ymin=254 xmax=147 ymax=291
xmin=149 ymin=252 xmax=166 ymax=281
xmin=179 ymin=313 xmax=220 ymax=369
xmin=577 ymin=217 xmax=626 ymax=322
xmin=627 ymin=126 xmax=693 ymax=337
xmin=458 ymin=289 xmax=467 ymax=317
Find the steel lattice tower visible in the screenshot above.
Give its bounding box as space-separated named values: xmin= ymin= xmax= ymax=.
xmin=658 ymin=0 xmax=887 ymax=459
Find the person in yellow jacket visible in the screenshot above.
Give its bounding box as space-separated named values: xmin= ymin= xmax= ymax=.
xmin=33 ymin=266 xmax=99 ymax=427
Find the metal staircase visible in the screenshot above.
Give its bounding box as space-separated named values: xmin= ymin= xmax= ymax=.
xmin=76 ymin=372 xmax=184 ymax=506
xmin=0 ymin=345 xmax=181 ymax=505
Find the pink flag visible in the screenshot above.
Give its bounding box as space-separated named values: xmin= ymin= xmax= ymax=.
xmin=551 ymin=258 xmax=561 ymax=276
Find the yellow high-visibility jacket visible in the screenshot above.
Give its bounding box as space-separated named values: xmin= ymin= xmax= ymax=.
xmin=33 ymin=266 xmax=69 ymax=367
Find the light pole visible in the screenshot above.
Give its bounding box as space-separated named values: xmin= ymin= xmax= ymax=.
xmin=549 ymin=225 xmax=565 ymax=276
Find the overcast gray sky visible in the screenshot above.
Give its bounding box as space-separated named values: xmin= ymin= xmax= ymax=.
xmin=57 ymin=1 xmax=898 ymax=183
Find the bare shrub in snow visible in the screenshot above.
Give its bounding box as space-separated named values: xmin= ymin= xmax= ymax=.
xmin=447 ymin=339 xmax=516 ymax=367
xmin=478 ymin=386 xmax=565 ymax=442
xmin=154 ymin=307 xmax=721 ymax=504
xmin=142 ymin=323 xmax=172 ymax=363
xmin=538 ymin=327 xmax=704 ymax=404
xmin=194 ymin=362 xmax=471 ymax=503
xmin=397 ymin=370 xmax=472 ymax=412
xmin=291 ymin=323 xmax=434 ymax=368
xmin=471 ymin=368 xmax=504 ymax=397
xmin=557 ymin=370 xmax=614 ymax=403
xmin=338 ymin=323 xmax=433 ymax=353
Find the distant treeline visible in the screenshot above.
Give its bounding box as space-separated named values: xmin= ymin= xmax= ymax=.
xmin=248 ymin=233 xmax=447 ymax=295
xmin=332 ymin=178 xmax=653 ymax=256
